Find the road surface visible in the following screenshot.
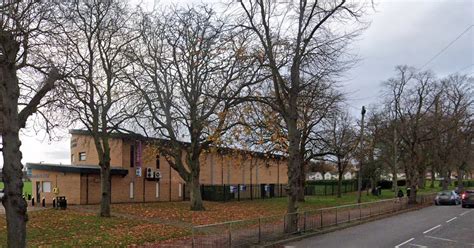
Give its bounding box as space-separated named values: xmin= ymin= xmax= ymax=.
xmin=285 ymin=205 xmax=474 ymax=248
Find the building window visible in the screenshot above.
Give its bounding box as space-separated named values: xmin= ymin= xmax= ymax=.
xmin=178 ymin=183 xmax=182 ymax=197
xmin=129 ymin=182 xmax=134 ymax=199
xmin=156 ymin=182 xmax=160 ymax=198
xmin=79 ymin=152 xmax=86 ymax=161
xmin=156 ymin=155 xmax=160 ymax=169
xmin=130 ymin=145 xmax=135 ymax=168
xmin=42 ymin=182 xmax=51 ymax=193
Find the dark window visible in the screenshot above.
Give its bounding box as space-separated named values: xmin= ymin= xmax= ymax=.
xmin=156 ymin=155 xmax=160 ymax=169
xmin=130 ymin=145 xmax=135 ymax=168
xmin=79 ymin=152 xmax=86 ymax=161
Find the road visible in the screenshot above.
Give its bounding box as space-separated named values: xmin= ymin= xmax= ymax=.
xmin=285 ymin=205 xmax=474 ymax=248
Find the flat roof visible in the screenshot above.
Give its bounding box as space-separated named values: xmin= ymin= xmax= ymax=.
xmin=26 ymin=163 xmax=128 ymax=176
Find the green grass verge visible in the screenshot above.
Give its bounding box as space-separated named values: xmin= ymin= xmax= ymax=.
xmin=255 ymin=182 xmax=457 ymax=212
xmin=0 ymin=181 xmax=32 ymax=195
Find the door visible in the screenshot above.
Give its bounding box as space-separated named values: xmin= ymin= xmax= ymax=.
xmin=36 ymin=181 xmax=41 ymax=202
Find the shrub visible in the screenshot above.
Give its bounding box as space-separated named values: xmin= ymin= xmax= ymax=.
xmin=454 ymin=180 xmax=474 ymax=187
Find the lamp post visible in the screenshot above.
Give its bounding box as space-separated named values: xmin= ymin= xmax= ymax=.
xmin=357 ymin=106 xmax=366 ymax=204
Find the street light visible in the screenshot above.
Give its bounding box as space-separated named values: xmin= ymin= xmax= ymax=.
xmin=357 ymin=106 xmax=366 ymax=204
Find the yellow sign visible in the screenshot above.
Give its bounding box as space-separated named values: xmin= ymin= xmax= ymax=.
xmin=53 ymin=187 xmax=59 ymax=194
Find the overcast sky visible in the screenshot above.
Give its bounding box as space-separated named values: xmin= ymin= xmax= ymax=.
xmin=1 ymin=0 xmax=473 ymax=167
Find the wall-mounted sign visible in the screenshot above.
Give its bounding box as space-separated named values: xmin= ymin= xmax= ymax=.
xmin=136 ymin=167 xmax=142 ymax=177
xmin=29 ymin=174 xmax=50 ymax=179
xmin=136 ymin=141 xmax=142 ymax=167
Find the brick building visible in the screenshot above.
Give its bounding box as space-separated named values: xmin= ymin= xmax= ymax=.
xmin=27 ymin=130 xmax=288 ymax=205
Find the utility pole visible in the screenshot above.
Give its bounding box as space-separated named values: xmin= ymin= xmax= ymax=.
xmin=357 ymin=106 xmax=366 ymax=204
xmin=393 ymin=123 xmax=398 ymax=194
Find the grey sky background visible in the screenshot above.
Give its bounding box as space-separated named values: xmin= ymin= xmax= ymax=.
xmin=1 ymin=0 xmax=473 ymax=167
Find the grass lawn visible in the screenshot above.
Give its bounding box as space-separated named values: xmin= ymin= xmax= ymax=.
xmin=106 ymin=183 xmax=452 ymax=226
xmin=0 ymin=209 xmax=189 ymax=247
xmin=0 ymin=181 xmax=32 ymax=195
xmin=0 ymin=181 xmax=459 ymax=246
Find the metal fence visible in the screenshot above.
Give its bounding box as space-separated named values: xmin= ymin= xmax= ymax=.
xmin=196 ymin=181 xmax=358 ymax=202
xmin=304 ymin=180 xmax=358 ymax=196
xmin=199 ymin=184 xmax=288 ymax=202
xmin=191 ymin=193 xmax=436 ymax=247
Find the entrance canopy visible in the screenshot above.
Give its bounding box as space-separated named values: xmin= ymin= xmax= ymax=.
xmin=26 ymin=163 xmax=129 ymax=176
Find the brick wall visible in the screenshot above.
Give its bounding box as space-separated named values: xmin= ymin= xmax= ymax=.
xmin=33 ymin=134 xmax=288 ymax=204
xmin=31 ymin=169 xmax=81 ymax=205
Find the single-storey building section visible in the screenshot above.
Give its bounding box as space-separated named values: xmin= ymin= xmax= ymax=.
xmin=27 ymin=130 xmax=288 ymax=205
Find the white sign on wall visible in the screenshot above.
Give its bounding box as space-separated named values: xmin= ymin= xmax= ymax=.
xmin=136 ymin=167 xmax=142 ymax=177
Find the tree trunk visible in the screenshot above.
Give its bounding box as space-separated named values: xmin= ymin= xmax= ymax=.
xmin=99 ymin=162 xmax=112 ymax=217
xmin=418 ymin=175 xmax=425 ymax=189
xmin=1 ymin=43 xmax=28 ymax=247
xmin=407 ymin=167 xmax=418 ymax=204
xmin=441 ymin=170 xmax=449 ymax=191
xmin=392 ymin=169 xmax=398 ymax=194
xmin=189 ymin=171 xmax=205 ymax=211
xmin=457 ymin=168 xmax=463 ymax=191
xmin=3 ymin=126 xmax=28 ymax=247
xmin=408 ymin=182 xmax=417 ymax=204
xmin=297 ymin=164 xmax=305 ymax=202
xmin=447 ymin=170 xmax=452 ymax=187
xmin=337 ymin=169 xmax=343 ymax=198
xmin=285 ymin=117 xmax=301 ymax=233
xmin=2 ymin=118 xmax=28 ymax=248
xmin=430 ymin=166 xmax=435 ymax=188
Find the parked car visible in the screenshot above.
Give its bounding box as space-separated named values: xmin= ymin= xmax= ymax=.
xmin=461 ymin=190 xmax=474 ymax=208
xmin=434 ymin=190 xmax=461 ymax=205
xmin=0 ymin=189 xmax=4 ymax=200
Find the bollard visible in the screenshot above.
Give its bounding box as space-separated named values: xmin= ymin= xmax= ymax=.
xmin=53 ymin=198 xmax=56 ymax=209
xmin=42 ymin=197 xmax=46 ymax=207
xmin=31 ymin=197 xmax=35 ymax=206
xmin=320 ymin=209 xmax=323 ymax=229
xmin=303 ymin=212 xmax=307 ymax=232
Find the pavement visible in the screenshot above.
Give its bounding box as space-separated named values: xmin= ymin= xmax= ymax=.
xmin=285 ymin=205 xmax=474 ymax=248
xmin=0 ymin=205 xmax=45 ymax=215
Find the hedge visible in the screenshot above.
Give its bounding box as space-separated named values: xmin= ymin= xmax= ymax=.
xmin=454 ymin=180 xmax=474 ymax=187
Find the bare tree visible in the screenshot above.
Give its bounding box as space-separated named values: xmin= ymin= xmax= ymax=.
xmin=235 ymin=0 xmax=366 ymax=228
xmin=433 ymin=74 xmax=473 ymax=190
xmin=0 ymin=1 xmax=61 ymax=246
xmin=128 ymin=6 xmax=261 ymax=211
xmin=321 ymin=110 xmax=358 ymax=198
xmin=368 ymin=109 xmax=403 ymax=194
xmin=53 ymin=0 xmax=139 ymax=217
xmin=383 ymin=65 xmax=437 ymax=204
xmin=237 ymin=78 xmax=343 ymax=202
